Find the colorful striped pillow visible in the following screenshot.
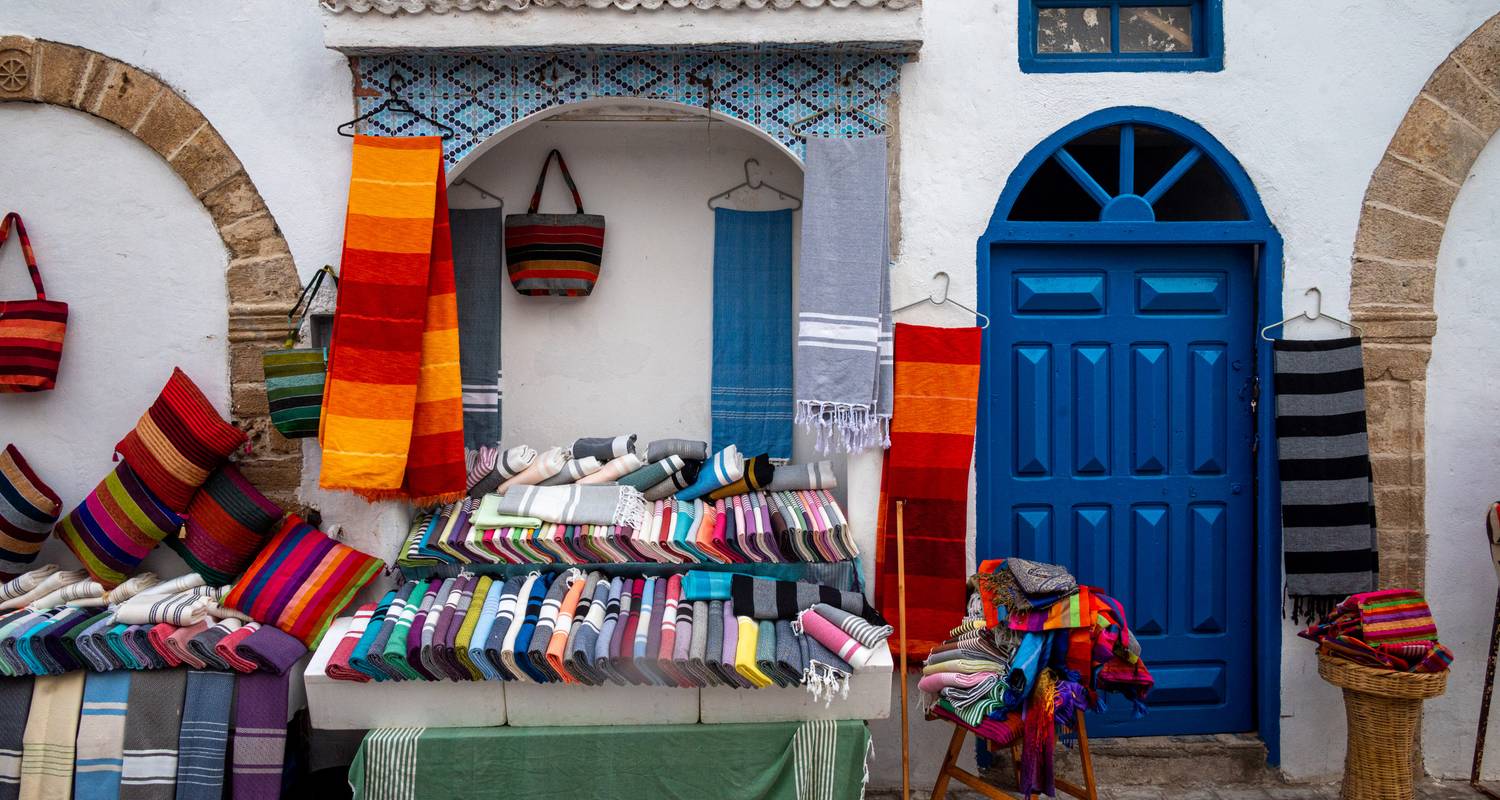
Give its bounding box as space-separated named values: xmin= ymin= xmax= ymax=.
xmin=115 ymin=367 xmax=247 ymax=511
xmin=167 ymin=463 xmax=284 ymax=586
xmin=0 ymin=444 xmax=62 ymax=579
xmin=56 ymin=461 xmax=183 ymax=589
xmin=223 ymin=513 xmax=383 ymax=648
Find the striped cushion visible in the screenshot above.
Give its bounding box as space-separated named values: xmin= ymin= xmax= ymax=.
xmin=56 ymin=461 xmax=183 ymax=589
xmin=115 ymin=367 xmax=247 ymax=512
xmin=167 ymin=463 xmax=284 ymax=586
xmin=223 ymin=513 xmax=382 ymax=648
xmin=0 ymin=444 xmax=62 ymax=579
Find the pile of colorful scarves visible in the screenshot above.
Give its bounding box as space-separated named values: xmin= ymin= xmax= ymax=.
xmin=1298 ymin=588 xmax=1453 ymax=673
xmin=399 ymin=489 xmax=858 ymax=568
xmin=921 ymin=558 xmax=1154 ymax=798
xmin=0 ymin=568 xmax=273 ymax=675
xmin=324 ymin=569 xmax=891 ymax=703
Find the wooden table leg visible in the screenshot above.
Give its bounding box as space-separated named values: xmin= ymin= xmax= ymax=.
xmin=930 ymin=724 xmax=968 ymax=800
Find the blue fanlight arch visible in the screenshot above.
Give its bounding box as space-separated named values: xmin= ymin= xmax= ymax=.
xmin=975 ymin=106 xmax=1285 ymax=764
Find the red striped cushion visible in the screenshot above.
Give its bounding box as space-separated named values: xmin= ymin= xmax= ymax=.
xmin=223 ymin=513 xmax=383 ymax=648
xmin=167 ymin=463 xmax=284 ymax=585
xmin=115 ymin=367 xmax=247 ymax=512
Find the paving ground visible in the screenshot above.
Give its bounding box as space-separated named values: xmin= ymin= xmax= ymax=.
xmin=873 ymin=780 xmax=1489 ymax=799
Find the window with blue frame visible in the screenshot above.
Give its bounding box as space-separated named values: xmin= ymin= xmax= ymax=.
xmin=1019 ymin=0 xmax=1223 ymax=73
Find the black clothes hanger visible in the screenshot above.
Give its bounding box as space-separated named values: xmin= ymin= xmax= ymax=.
xmin=338 ymin=72 xmax=455 ymax=140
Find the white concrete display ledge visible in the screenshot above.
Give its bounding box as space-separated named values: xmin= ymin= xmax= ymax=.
xmin=305 ymin=615 xmax=892 ymax=729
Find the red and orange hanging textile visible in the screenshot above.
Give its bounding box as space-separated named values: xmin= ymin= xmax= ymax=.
xmin=319 ymin=136 xmax=466 ymax=504
xmin=876 ymin=323 xmax=983 ymax=656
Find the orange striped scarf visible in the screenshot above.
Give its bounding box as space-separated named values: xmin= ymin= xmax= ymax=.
xmin=319 ymin=136 xmax=466 ymax=504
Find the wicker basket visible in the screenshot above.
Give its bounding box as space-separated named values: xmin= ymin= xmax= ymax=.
xmin=1317 ymin=651 xmax=1448 ymax=800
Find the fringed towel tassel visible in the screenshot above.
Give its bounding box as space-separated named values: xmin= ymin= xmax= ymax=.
xmin=795 ymin=401 xmax=890 ymax=454
xmin=1290 ymin=594 xmax=1342 ymax=625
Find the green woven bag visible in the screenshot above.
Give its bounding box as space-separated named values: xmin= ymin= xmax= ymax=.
xmin=263 ymin=266 xmax=336 ymax=439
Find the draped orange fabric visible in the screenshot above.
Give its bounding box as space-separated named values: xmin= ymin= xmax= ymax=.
xmin=319 ymin=136 xmax=466 ymax=504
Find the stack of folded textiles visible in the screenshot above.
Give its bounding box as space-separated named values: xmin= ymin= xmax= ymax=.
xmin=398 ymin=486 xmax=857 ymax=568
xmin=324 ymin=569 xmax=891 ymax=700
xmin=1298 ymin=588 xmax=1453 ymax=673
xmin=921 ymin=558 xmax=1155 ymax=798
xmin=0 ymin=566 xmax=286 ymax=676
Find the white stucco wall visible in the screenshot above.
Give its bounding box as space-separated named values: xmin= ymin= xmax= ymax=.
xmin=1421 ymin=134 xmax=1500 ymax=781
xmin=3 ymin=0 xmax=1499 ymax=787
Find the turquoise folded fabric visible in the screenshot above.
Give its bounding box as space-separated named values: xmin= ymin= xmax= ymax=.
xmin=682 ymin=570 xmax=736 ymax=602
xmin=350 ymin=590 xmax=396 ymax=682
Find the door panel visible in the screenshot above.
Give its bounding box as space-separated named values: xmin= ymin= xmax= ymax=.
xmin=981 ymin=243 xmax=1256 ymax=736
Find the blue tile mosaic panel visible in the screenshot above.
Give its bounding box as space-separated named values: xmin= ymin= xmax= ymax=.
xmin=351 ymin=45 xmax=906 ymax=163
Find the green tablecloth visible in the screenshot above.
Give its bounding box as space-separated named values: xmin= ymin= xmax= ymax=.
xmin=349 ymin=720 xmax=871 ymax=800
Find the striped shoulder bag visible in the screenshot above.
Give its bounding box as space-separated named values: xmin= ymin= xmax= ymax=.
xmin=0 ymin=212 xmax=68 ymax=393
xmin=504 ymin=149 xmax=606 ymax=298
xmin=261 ymin=265 xmax=337 ymax=438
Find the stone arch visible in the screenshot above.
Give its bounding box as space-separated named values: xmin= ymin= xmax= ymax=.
xmin=0 ymin=35 xmax=303 ymax=505
xmin=1351 ymin=14 xmax=1500 ymax=589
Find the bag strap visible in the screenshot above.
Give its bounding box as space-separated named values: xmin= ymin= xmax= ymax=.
xmin=0 ymin=212 xmax=46 ymax=300
xmin=284 ymin=265 xmax=339 ymax=347
xmin=527 ymin=149 xmax=586 ymax=215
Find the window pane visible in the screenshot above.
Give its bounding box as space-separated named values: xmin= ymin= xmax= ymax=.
xmin=1037 ymin=7 xmax=1112 ymax=54
xmin=1119 ymin=7 xmax=1194 ymax=53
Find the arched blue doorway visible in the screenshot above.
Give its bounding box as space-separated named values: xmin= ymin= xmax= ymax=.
xmin=975 ymin=107 xmax=1282 ymax=759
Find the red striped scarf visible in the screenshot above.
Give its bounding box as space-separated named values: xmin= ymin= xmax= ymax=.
xmin=876 ymin=324 xmax=983 ymax=657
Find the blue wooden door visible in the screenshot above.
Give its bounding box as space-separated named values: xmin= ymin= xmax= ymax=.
xmin=981 ymin=242 xmax=1256 ymax=736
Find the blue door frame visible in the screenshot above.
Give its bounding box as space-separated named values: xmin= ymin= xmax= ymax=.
xmin=974 ymin=107 xmax=1284 ymax=764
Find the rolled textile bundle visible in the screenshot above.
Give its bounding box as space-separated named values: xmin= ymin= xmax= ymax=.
xmin=484 ymin=576 xmax=526 ymax=680
xmin=114 ymin=585 xmax=214 ymax=627
xmin=0 ymin=569 xmax=86 ymax=611
xmin=103 ymin=572 xmax=162 ymax=605
xmin=766 ymin=461 xmax=837 ymax=492
xmin=592 ymin=577 xmax=624 ymax=685
xmin=734 ymin=616 xmax=774 ymax=688
xmin=682 ymin=570 xmax=733 ymax=601
xmin=348 ymin=591 xmax=396 ymax=682
xmin=810 ymin=602 xmax=892 ymax=648
xmin=467 ymin=579 xmax=504 ymax=680
xmin=707 ymin=454 xmax=776 ymax=501
xmin=465 ymin=446 xmax=500 ymax=494
xmin=572 ymin=435 xmax=636 ymax=462
xmin=538 ymin=457 xmax=602 ymax=487
xmin=0 ymin=564 xmax=58 ymax=604
xmin=577 ymin=452 xmax=644 ymax=485
xmin=166 ymin=619 xmax=212 ymax=668
xmin=617 ymin=455 xmax=684 ymax=492
xmin=215 ymin=622 xmax=260 ymax=673
xmin=498 ymin=447 xmax=566 ymax=492
xmin=646 ymin=439 xmax=709 ymax=463
xmin=920 ymin=657 xmax=1004 ymax=676
xmin=756 ymin=619 xmax=784 ymax=687
xmin=148 ymin=622 xmax=183 ymax=666
xmin=801 ymin=632 xmax=853 ymax=704
xmin=493 ymin=484 xmax=647 ymax=529
xmin=27 ymin=579 xmax=104 ymax=610
xmin=501 ymin=573 xmax=545 ymax=683
xmin=188 ymin=618 xmax=242 ymax=671
xmin=730 ymin=574 xmax=883 ymax=625
xmin=468 ymin=445 xmax=536 ymax=498
xmin=545 ymin=571 xmax=589 ymax=681
xmin=643 ymin=462 xmax=701 ymax=502
xmin=675 ymin=446 xmax=744 ymax=502
xmin=774 ymin=620 xmax=803 ymax=686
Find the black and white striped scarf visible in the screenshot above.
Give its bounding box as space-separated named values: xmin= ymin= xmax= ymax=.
xmin=1273 ymin=337 xmax=1379 ymax=621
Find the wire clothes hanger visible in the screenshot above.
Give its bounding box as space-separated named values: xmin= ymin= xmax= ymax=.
xmin=338 ymin=71 xmax=456 ymax=140
xmin=790 ymin=75 xmax=887 ymax=141
xmin=452 ymin=177 xmax=503 ymax=204
xmin=706 ymin=158 xmax=802 ymax=210
xmin=892 ymin=271 xmax=991 ymax=329
xmin=1259 ymin=286 xmax=1362 ymax=341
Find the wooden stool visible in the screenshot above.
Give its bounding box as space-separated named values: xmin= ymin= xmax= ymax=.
xmin=929 ymin=711 xmax=1098 ymax=800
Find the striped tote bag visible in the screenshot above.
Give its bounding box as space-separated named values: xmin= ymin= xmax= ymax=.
xmin=503 ymin=150 xmax=605 ymax=297
xmin=0 ymin=213 xmax=68 ymax=393
xmin=262 ymin=265 xmax=336 ymax=438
